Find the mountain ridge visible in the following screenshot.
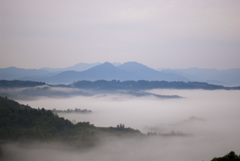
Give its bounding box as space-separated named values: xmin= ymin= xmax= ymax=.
xmin=47 ymin=62 xmax=187 ymax=83
xmin=159 ymin=67 xmax=240 ymax=85
xmin=1 ymin=62 xmax=240 ymax=85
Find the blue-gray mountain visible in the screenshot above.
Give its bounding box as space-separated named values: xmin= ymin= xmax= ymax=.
xmin=0 ymin=67 xmax=52 ymax=80
xmin=42 ymin=62 xmax=101 ymax=72
xmin=1 ymin=62 xmax=240 ymax=85
xmin=43 ymin=62 xmax=187 ymax=84
xmin=0 ymin=63 xmax=100 ymax=82
xmin=159 ymin=68 xmax=240 ymax=85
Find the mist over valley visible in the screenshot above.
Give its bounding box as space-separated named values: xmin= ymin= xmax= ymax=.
xmin=1 ymin=70 xmax=240 ymax=161
xmin=1 ymin=87 xmax=240 ymax=161
xmin=2 ymin=0 xmax=240 ymax=160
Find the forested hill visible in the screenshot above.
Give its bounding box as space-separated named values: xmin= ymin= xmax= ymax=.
xmin=0 ymin=98 xmax=239 ymax=161
xmin=211 ymin=151 xmax=240 ymax=161
xmin=0 ymin=96 xmax=141 ymax=143
xmin=0 ymin=80 xmax=46 ymax=88
xmin=1 ymin=80 xmax=240 ymax=90
xmin=71 ymin=80 xmax=240 ymax=90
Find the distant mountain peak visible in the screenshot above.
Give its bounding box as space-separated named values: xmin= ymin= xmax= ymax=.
xmin=96 ymin=62 xmax=116 ymax=68
xmin=102 ymin=62 xmax=114 ymax=66
xmin=84 ymin=62 xmax=118 ymax=73
xmin=119 ymin=61 xmax=156 ymax=72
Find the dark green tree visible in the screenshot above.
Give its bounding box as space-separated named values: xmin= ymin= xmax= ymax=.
xmin=211 ymin=151 xmax=240 ymax=161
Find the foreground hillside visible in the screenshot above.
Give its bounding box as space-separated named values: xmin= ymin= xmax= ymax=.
xmin=0 ymin=96 xmax=141 ymax=144
xmin=0 ymin=96 xmax=239 ymax=161
xmin=211 ymin=151 xmax=240 ymax=161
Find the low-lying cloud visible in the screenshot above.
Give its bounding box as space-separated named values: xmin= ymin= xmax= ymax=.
xmin=1 ymin=89 xmax=240 ymax=161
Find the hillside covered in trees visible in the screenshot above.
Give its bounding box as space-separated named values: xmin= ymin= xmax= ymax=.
xmin=0 ymin=80 xmax=46 ymax=88
xmin=1 ymin=80 xmax=240 ymax=90
xmin=71 ymin=80 xmax=240 ymax=90
xmin=0 ymin=96 xmax=239 ymax=161
xmin=0 ymin=96 xmax=141 ymax=144
xmin=211 ymin=151 xmax=240 ymax=161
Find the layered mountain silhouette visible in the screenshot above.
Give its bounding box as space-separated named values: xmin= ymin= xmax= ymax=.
xmin=46 ymin=62 xmax=187 ymax=84
xmin=0 ymin=67 xmax=53 ymax=80
xmin=42 ymin=62 xmax=101 ymax=72
xmin=0 ymin=63 xmax=100 ymax=81
xmin=159 ymin=68 xmax=240 ymax=85
xmin=1 ymin=62 xmax=240 ymax=85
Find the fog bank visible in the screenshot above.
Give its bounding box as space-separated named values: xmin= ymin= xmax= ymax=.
xmin=2 ymin=89 xmax=239 ymax=161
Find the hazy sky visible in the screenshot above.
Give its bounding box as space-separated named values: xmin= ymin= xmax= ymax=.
xmin=1 ymin=0 xmax=240 ymax=69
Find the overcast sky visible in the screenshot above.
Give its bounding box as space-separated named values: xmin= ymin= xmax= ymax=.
xmin=1 ymin=0 xmax=240 ymax=69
